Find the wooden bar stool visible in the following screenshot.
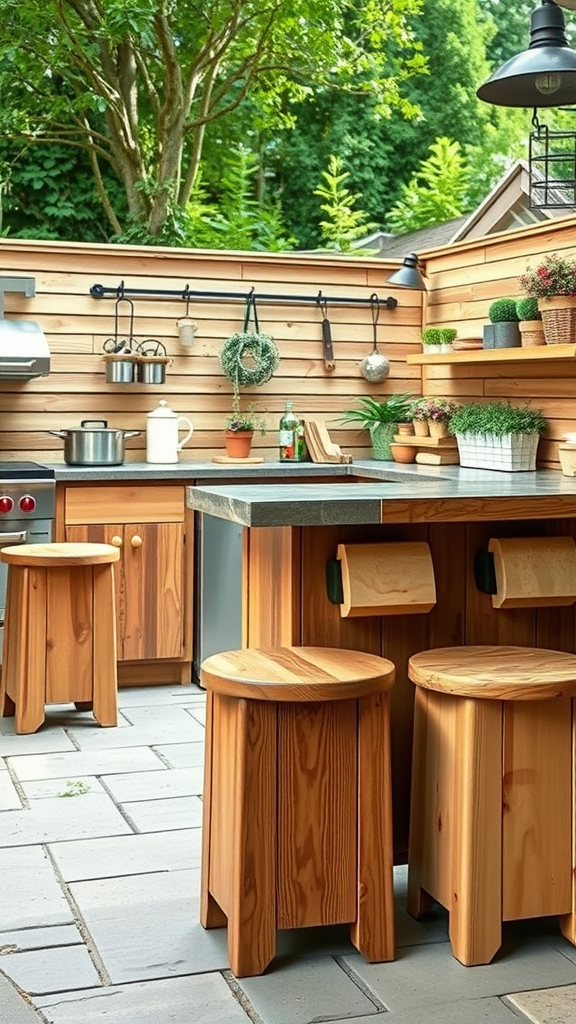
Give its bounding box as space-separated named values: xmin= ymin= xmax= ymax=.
xmin=0 ymin=542 xmax=120 ymax=734
xmin=200 ymin=645 xmax=396 ymax=977
xmin=407 ymin=645 xmax=576 ymax=966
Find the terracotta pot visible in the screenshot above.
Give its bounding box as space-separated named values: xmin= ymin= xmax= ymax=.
xmin=390 ymin=443 xmax=417 ymax=464
xmin=397 ymin=422 xmax=415 ymax=436
xmin=428 ymin=420 xmax=450 ymax=438
xmin=413 ymin=420 xmax=429 ymax=437
xmin=224 ymin=429 xmax=254 ymax=458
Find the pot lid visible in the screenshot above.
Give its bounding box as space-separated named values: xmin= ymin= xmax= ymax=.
xmin=147 ymin=400 xmax=177 ymax=419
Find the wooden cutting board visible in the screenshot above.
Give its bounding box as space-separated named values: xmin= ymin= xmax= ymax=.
xmin=394 ymin=434 xmax=457 ymax=448
xmin=211 ymin=455 xmax=265 ymax=464
xmin=416 ymin=451 xmax=460 ymax=465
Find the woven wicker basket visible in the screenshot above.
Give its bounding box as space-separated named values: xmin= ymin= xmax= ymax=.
xmin=518 ymin=320 xmax=545 ymax=347
xmin=538 ymin=297 xmax=576 ymax=345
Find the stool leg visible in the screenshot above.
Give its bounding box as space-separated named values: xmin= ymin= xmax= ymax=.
xmin=560 ymin=696 xmax=576 ymax=947
xmin=5 ymin=567 xmax=46 ymax=735
xmin=407 ymin=687 xmax=435 ymax=919
xmin=91 ymin=565 xmax=117 ymax=727
xmin=228 ymin=698 xmax=276 ymax=977
xmin=449 ymin=697 xmax=502 ymax=966
xmin=351 ymin=692 xmax=395 ymax=962
xmin=200 ymin=692 xmax=227 ymax=929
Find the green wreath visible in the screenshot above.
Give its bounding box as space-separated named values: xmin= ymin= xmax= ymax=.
xmin=219 ymin=295 xmax=280 ymax=406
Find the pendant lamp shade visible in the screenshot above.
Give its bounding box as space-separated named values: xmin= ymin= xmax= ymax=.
xmin=386 ymin=253 xmax=426 ymax=291
xmin=477 ymin=0 xmax=576 ymax=107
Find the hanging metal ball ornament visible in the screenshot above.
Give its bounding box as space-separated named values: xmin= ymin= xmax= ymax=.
xmin=359 ymin=293 xmax=391 ymax=382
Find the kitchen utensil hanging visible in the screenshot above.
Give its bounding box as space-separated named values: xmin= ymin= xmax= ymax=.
xmin=177 ymin=288 xmax=198 ymax=347
xmin=317 ymin=292 xmax=335 ymax=372
xmin=359 ymin=293 xmax=390 ymax=382
xmin=102 ymin=298 xmax=171 ymax=384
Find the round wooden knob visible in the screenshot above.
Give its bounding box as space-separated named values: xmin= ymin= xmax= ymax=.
xmin=111 ymin=535 xmax=123 ymax=547
xmin=131 ymin=535 xmax=143 ymax=548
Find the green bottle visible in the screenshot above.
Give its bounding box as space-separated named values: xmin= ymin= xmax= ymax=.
xmin=279 ymin=400 xmax=301 ymax=461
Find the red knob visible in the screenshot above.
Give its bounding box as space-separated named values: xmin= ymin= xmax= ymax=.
xmin=0 ymin=496 xmax=14 ymax=514
xmin=19 ymin=495 xmax=36 ymax=513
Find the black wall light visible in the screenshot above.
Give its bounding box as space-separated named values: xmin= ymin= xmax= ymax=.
xmin=386 ymin=253 xmax=427 ymax=291
xmin=477 ymin=0 xmax=576 ymax=107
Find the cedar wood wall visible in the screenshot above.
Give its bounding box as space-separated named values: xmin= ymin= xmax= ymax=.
xmin=0 ymin=215 xmax=574 ymax=466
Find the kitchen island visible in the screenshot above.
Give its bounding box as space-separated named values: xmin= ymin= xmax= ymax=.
xmin=186 ymin=463 xmax=576 ymax=859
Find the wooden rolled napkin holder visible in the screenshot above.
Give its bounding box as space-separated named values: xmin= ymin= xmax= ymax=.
xmin=488 ymin=536 xmax=576 ymax=609
xmin=335 ymin=541 xmax=436 ymax=617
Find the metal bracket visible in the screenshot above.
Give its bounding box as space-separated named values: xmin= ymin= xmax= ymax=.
xmin=0 ymin=277 xmax=36 ymax=319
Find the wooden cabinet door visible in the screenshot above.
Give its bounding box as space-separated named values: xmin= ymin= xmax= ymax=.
xmin=65 ymin=522 xmax=185 ymax=661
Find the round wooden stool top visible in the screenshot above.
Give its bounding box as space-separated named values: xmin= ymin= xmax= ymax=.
xmin=0 ymin=542 xmax=120 ymax=567
xmin=201 ymin=646 xmax=395 ymax=702
xmin=408 ymin=645 xmax=576 ymax=701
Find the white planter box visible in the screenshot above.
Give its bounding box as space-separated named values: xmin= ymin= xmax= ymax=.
xmin=455 ymin=432 xmax=539 ymax=472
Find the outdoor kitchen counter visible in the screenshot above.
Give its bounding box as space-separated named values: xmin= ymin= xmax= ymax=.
xmin=185 ymin=462 xmax=576 ymax=525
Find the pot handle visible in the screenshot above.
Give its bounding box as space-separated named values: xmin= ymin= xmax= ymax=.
xmin=122 ymin=431 xmax=141 ymax=439
xmin=81 ymin=420 xmax=108 ymax=429
xmin=46 ymin=430 xmax=69 ymax=439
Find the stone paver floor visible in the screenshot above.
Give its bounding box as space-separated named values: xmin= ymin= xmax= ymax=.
xmin=1 ymin=684 xmax=576 ymax=1024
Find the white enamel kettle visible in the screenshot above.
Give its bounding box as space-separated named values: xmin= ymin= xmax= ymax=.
xmin=146 ymin=400 xmax=193 ymax=464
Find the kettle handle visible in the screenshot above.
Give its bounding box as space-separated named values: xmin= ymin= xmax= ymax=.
xmin=176 ymin=417 xmax=194 ymax=451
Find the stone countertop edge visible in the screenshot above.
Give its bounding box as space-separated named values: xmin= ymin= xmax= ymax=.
xmin=49 ymin=460 xmax=364 ymax=482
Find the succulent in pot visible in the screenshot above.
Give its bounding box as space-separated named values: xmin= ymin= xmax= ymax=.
xmin=223 ymin=403 xmax=267 ymax=458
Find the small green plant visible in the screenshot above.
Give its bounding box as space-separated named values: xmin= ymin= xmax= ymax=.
xmin=520 ymin=253 xmax=576 ymax=298
xmin=488 ymin=298 xmax=519 ymax=323
xmin=515 ymin=297 xmax=542 ymax=322
xmin=59 ymin=780 xmax=91 ymax=798
xmin=224 ymin=404 xmax=267 ymax=435
xmin=337 ymin=393 xmax=415 ymax=428
xmin=450 ymin=402 xmax=546 ymax=437
xmin=422 ymin=327 xmax=457 ymax=346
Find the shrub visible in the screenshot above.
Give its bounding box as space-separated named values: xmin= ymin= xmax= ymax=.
xmin=450 ymin=402 xmax=546 ymax=437
xmin=515 ymin=297 xmax=542 ymax=321
xmin=488 ymin=298 xmax=519 ymax=323
xmin=422 ymin=327 xmax=457 ymax=345
xmin=519 ymin=253 xmax=576 ymax=298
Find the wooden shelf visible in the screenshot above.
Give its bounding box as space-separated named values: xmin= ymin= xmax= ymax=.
xmin=406 ymin=344 xmax=576 ymax=366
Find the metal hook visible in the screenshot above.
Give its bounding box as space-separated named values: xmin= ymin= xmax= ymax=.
xmin=116 ymin=280 xmax=125 ymax=300
xmin=370 ymin=292 xmax=381 ymax=328
xmin=182 ymin=284 xmax=191 ymax=317
xmin=317 ymin=290 xmax=329 ymax=319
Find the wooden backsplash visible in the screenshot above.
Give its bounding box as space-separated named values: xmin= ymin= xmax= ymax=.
xmin=0 ymin=216 xmax=575 ymax=466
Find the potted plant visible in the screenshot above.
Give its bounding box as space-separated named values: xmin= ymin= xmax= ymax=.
xmin=224 ymin=404 xmax=267 ymax=458
xmin=421 ymin=327 xmax=457 ymax=354
xmin=414 ymin=396 xmax=458 ymax=438
xmin=484 ymin=299 xmax=520 ymax=350
xmin=337 ymin=392 xmax=415 ymax=460
xmin=411 ymin=397 xmax=431 ymax=437
xmin=519 ymin=253 xmax=576 ymax=345
xmin=450 ymin=401 xmax=546 ymax=472
xmin=516 ymin=297 xmax=545 ymax=348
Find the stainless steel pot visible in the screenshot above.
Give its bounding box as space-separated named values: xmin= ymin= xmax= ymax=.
xmin=47 ymin=420 xmax=141 ymax=465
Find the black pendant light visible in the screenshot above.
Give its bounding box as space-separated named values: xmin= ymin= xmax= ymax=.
xmin=477 ymin=0 xmax=576 ymax=107
xmin=386 ymin=253 xmax=427 ymax=290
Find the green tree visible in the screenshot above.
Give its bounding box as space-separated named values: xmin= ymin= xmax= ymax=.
xmin=386 ymin=137 xmax=469 ymax=232
xmin=313 ymin=155 xmax=375 ymax=252
xmin=0 ymin=0 xmax=426 ymax=240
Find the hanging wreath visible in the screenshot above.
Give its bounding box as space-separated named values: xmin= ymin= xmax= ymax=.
xmin=219 ymin=294 xmax=280 ymax=409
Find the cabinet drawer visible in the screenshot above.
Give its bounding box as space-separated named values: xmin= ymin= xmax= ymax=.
xmin=65 ymin=485 xmax=185 ymax=525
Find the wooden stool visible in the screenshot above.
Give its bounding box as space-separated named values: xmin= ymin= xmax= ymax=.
xmin=0 ymin=542 xmax=120 ymax=734
xmin=200 ymin=646 xmax=396 ymax=977
xmin=407 ymin=645 xmax=576 ymax=966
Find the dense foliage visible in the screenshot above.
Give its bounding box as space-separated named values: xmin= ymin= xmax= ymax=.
xmin=450 ymin=402 xmax=546 ymax=437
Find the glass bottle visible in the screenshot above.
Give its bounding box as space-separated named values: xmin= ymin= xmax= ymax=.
xmin=279 ymin=400 xmax=301 ymax=461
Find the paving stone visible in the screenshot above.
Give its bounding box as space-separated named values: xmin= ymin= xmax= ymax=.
xmin=21 ymin=776 xmax=104 ymax=801
xmin=49 ymin=828 xmax=201 ymax=881
xmin=35 ymin=973 xmax=251 ymax=1023
xmin=238 ymin=955 xmax=379 ymax=1024
xmin=0 ymin=792 xmax=132 ymax=847
xmin=0 ymin=971 xmax=43 ymax=1024
xmin=0 ymin=846 xmax=73 ymax=931
xmin=101 ymin=766 xmax=203 ymax=802
xmin=66 ymin=718 xmax=205 ymax=750
xmin=118 ymin=705 xmax=202 ymax=728
xmin=326 ymin=996 xmax=530 ymax=1024
xmin=68 ymin=868 xmax=230 ymax=982
xmin=0 ymin=925 xmax=82 ymax=952
xmin=507 ymin=983 xmax=576 ymax=1023
xmin=185 ymin=706 xmax=206 ymax=726
xmin=117 ymin=685 xmax=204 ymax=708
xmin=120 ymin=795 xmax=203 ymax=832
xmin=0 ymin=731 xmax=76 ymax=757
xmin=0 ymin=768 xmax=22 ymax=810
xmin=153 ymin=742 xmax=205 ymax=768
xmin=1 ymin=945 xmax=100 ymax=996
xmin=7 ymin=747 xmax=165 ymax=782
xmin=344 ymin=936 xmax=576 ymax=1013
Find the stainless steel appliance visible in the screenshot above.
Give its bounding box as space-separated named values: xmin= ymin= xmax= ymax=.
xmin=194 ymin=512 xmax=243 ymax=681
xmin=0 ymin=462 xmax=56 ymax=660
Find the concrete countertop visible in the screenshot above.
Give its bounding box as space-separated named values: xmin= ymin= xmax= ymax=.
xmin=184 ymin=462 xmax=576 ymax=527
xmin=49 ymin=460 xmax=355 ymax=482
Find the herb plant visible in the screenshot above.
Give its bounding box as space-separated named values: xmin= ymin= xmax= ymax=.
xmin=224 ymin=404 xmax=267 ymax=435
xmin=450 ymin=402 xmax=546 ymax=437
xmin=338 ymin=392 xmax=415 ymax=427
xmin=422 ymin=327 xmax=457 ymax=346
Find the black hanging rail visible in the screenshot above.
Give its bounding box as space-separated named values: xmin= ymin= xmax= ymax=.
xmin=89 ymin=281 xmax=399 ymax=309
